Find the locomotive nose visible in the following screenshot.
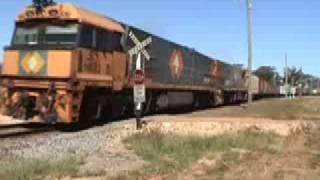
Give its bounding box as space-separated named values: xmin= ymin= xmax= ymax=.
xmin=2 ymin=50 xmax=73 ymax=78
xmin=19 ymin=51 xmax=47 ymax=76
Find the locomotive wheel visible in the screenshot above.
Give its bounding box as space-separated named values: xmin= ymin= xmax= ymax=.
xmin=79 ymin=90 xmax=99 ymax=122
xmin=79 ymin=90 xmax=123 ymax=123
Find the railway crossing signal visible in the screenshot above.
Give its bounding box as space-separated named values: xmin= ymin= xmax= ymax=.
xmin=134 ymin=69 xmax=145 ymax=84
xmin=133 ymin=52 xmax=147 ymax=129
xmin=126 ymin=30 xmax=152 ymax=129
xmin=128 ymin=31 xmax=152 ymax=61
xmin=133 ymin=53 xmax=145 ymax=129
xmin=133 ymin=69 xmax=146 ymax=104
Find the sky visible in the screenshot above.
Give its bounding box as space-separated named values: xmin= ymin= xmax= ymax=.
xmin=0 ymin=0 xmax=320 ymax=76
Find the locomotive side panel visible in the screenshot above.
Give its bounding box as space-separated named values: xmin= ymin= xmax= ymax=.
xmin=126 ymin=27 xmax=225 ymax=91
xmin=127 ymin=27 xmax=193 ymax=86
xmin=251 ymin=75 xmax=260 ymax=95
xmin=220 ymin=63 xmax=245 ymax=91
xmin=193 ymin=52 xmax=222 ymax=88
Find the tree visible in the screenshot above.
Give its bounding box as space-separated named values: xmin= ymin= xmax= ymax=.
xmin=254 ymin=66 xmax=277 ymax=82
xmin=274 ymin=72 xmax=283 ymax=86
xmin=287 ymin=67 xmax=303 ymax=85
xmin=300 ymin=74 xmax=320 ymax=89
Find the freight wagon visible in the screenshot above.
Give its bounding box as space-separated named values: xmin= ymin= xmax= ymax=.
xmin=250 ymin=74 xmax=279 ymax=97
xmin=0 ymin=1 xmax=276 ymax=124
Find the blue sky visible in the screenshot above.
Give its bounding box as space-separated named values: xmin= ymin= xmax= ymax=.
xmin=1 ymin=0 xmax=319 ymax=76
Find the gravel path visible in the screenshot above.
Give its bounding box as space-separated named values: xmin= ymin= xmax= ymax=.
xmin=0 ymin=118 xmax=144 ymax=176
xmin=0 ymin=113 xmax=316 ymax=160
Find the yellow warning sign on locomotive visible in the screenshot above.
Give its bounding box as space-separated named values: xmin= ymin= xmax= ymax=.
xmin=21 ymin=51 xmax=45 ymax=74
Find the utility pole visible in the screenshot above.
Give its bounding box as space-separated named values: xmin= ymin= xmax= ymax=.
xmin=246 ymin=0 xmax=253 ymax=104
xmin=285 ymin=53 xmax=288 ymax=98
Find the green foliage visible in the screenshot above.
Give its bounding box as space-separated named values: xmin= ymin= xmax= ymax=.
xmin=287 ymin=66 xmax=304 ymax=85
xmin=254 ymin=66 xmax=278 ymax=82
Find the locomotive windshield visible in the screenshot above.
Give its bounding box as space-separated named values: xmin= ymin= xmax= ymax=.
xmin=12 ymin=23 xmax=78 ymax=46
xmin=11 ymin=22 xmax=123 ymax=51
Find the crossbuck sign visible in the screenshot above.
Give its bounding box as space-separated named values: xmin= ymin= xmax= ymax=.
xmin=128 ymin=31 xmax=152 ymax=61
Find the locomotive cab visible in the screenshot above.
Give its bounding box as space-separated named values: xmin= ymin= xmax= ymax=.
xmin=3 ymin=22 xmax=78 ymax=78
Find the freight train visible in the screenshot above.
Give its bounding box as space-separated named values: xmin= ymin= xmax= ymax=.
xmin=0 ymin=1 xmax=279 ymax=124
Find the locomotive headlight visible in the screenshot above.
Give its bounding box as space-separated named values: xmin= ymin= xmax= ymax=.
xmin=49 ymin=9 xmax=59 ymax=17
xmin=63 ymin=11 xmax=70 ymax=17
xmin=26 ymin=11 xmax=35 ymax=18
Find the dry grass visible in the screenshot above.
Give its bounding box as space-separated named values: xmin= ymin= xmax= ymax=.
xmin=123 ymin=130 xmax=280 ymax=175
xmin=0 ymin=155 xmax=83 ymax=180
xmin=305 ymin=125 xmax=320 ymax=168
xmin=208 ymin=97 xmax=320 ymax=120
xmin=112 ymin=97 xmax=320 ymax=179
xmin=117 ymin=127 xmax=320 ymax=180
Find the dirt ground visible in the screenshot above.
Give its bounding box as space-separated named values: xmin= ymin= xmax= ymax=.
xmin=134 ymin=123 xmax=319 ymax=180
xmin=186 ymin=96 xmax=320 ymax=120
xmin=114 ymin=97 xmax=320 ymax=180
xmin=146 ymin=126 xmax=320 ymax=180
xmin=143 ymin=116 xmax=315 ymax=137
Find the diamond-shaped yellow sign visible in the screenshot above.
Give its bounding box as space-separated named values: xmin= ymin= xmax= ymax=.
xmin=169 ymin=49 xmax=184 ymax=80
xmin=21 ymin=51 xmax=45 ymax=74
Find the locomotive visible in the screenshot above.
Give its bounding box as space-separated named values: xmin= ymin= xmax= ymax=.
xmin=0 ymin=1 xmax=278 ymax=124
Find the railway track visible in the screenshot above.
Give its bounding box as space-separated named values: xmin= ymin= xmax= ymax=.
xmin=0 ymin=100 xmax=247 ymax=140
xmin=0 ymin=97 xmax=280 ymax=141
xmin=0 ymin=121 xmax=56 ymax=139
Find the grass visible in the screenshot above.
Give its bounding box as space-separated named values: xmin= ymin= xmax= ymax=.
xmin=214 ymin=97 xmax=320 ymax=120
xmin=305 ymin=126 xmax=320 ymax=168
xmin=0 ymin=155 xmax=83 ymax=180
xmin=124 ymin=130 xmax=280 ymax=174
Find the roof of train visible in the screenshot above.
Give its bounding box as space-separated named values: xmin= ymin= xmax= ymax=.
xmin=16 ymin=2 xmax=240 ymax=70
xmin=17 ymin=3 xmax=125 ymax=33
